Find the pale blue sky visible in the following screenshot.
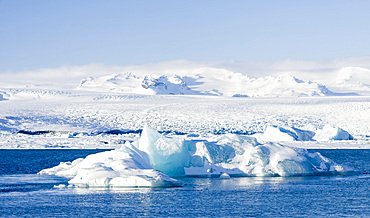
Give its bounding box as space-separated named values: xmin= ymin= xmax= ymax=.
xmin=1 ymin=0 xmax=370 ymax=72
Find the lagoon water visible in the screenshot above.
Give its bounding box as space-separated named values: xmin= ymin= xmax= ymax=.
xmin=0 ymin=149 xmax=369 ymax=217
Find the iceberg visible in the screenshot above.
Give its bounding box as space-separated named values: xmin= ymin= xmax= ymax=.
xmin=40 ymin=127 xmax=354 ymax=188
xmin=253 ymin=126 xmax=315 ymax=142
xmin=184 ymin=134 xmax=351 ymax=177
xmin=138 ymin=127 xmax=191 ymax=176
xmin=313 ymin=125 xmax=354 ymax=141
xmin=39 ymin=141 xmax=183 ymax=188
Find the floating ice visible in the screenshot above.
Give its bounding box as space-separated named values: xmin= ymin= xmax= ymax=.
xmin=184 ymin=134 xmax=352 ymax=177
xmin=219 ymin=173 xmax=231 ymax=179
xmin=39 ymin=141 xmax=183 ymax=188
xmin=40 ymin=127 xmax=354 ymax=188
xmin=314 ymin=125 xmax=354 ymax=141
xmin=254 ymin=125 xmax=353 ymax=142
xmin=254 ymin=126 xmax=315 ymax=142
xmin=138 ymin=126 xmax=191 ymax=176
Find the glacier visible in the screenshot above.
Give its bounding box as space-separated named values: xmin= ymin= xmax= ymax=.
xmin=40 ymin=127 xmax=355 ymax=188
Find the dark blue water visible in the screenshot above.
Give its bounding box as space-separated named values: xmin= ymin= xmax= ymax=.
xmin=0 ymin=149 xmax=369 ymax=217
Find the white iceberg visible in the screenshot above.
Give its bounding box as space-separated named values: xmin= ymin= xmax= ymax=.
xmin=184 ymin=134 xmax=351 ymax=177
xmin=313 ymin=125 xmax=354 ymax=141
xmin=39 ymin=141 xmax=183 ymax=188
xmin=40 ymin=127 xmax=354 ymax=188
xmin=254 ymin=126 xmax=315 ymax=142
xmin=219 ymin=173 xmax=231 ymax=179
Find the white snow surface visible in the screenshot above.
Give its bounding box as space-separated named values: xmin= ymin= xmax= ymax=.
xmin=39 ymin=127 xmax=355 ymax=188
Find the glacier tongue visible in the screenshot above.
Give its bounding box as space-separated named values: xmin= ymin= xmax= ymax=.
xmin=39 ymin=127 xmax=354 ymax=188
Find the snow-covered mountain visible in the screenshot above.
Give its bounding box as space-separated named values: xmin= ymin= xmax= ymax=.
xmin=332 ymin=67 xmax=370 ymax=94
xmin=184 ymin=68 xmax=332 ymax=97
xmin=76 ymin=73 xmax=200 ymax=95
xmin=77 ymin=69 xmax=333 ymax=97
xmin=248 ymin=74 xmax=332 ymax=97
xmin=0 ymin=88 xmax=69 ymax=101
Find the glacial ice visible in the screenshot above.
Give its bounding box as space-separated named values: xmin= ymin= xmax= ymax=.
xmin=39 ymin=141 xmax=183 ymax=188
xmin=254 ymin=125 xmax=352 ymax=142
xmin=314 ymin=125 xmax=354 ymax=141
xmin=138 ymin=126 xmax=190 ymax=176
xmin=40 ymin=127 xmax=354 ymax=188
xmin=184 ymin=133 xmax=352 ymax=177
xmin=253 ymin=126 xmax=307 ymax=142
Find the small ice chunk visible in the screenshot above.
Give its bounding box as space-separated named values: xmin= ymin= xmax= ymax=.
xmin=219 ymin=173 xmax=230 ymax=179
